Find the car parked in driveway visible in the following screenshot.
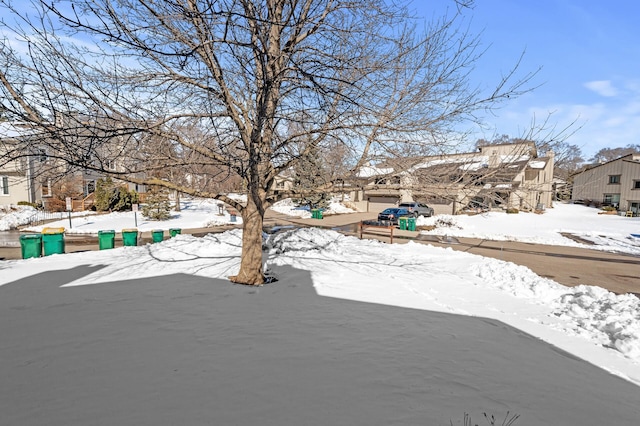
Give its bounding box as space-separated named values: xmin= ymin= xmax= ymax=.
xmin=398 ymin=202 xmax=434 ymax=217
xmin=377 ymin=207 xmax=411 ymax=225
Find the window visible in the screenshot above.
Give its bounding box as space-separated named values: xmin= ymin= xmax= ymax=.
xmin=603 ymin=193 xmax=620 ymax=206
xmin=1 ymin=176 xmax=9 ymax=195
xmin=609 ymin=175 xmax=621 ymax=184
xmin=86 ymin=180 xmax=96 ymax=194
xmin=37 ymin=148 xmax=48 ymax=162
xmin=105 ymin=159 xmax=117 ymax=171
xmin=633 ymin=180 xmax=640 ymax=190
xmin=41 ymin=179 xmax=51 ymax=197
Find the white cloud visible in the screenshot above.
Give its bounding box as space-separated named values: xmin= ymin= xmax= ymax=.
xmin=584 ymin=80 xmax=619 ymax=97
xmin=474 ymin=88 xmax=640 ymax=158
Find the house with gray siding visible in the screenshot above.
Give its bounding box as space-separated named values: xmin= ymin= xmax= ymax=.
xmin=571 ymin=154 xmax=640 ymax=216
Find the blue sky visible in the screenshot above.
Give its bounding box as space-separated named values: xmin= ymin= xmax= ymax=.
xmin=2 ymin=1 xmax=638 ymax=159
xmin=416 ymin=0 xmax=640 ymax=158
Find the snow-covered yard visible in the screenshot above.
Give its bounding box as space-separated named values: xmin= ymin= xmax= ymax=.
xmin=1 ymin=200 xmax=639 ymax=386
xmin=416 ymin=203 xmax=640 ymax=255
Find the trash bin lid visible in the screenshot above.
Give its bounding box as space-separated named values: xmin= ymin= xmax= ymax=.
xmin=20 ymin=233 xmax=42 ymax=240
xmin=121 ymin=228 xmax=138 ymax=232
xmin=42 ymin=227 xmax=65 ymax=234
xmin=98 ymin=230 xmax=116 ymax=234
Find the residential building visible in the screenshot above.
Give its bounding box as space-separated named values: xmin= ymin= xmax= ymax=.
xmin=0 ymin=122 xmax=38 ymax=206
xmin=0 ymin=121 xmax=140 ymax=210
xmin=352 ymin=142 xmax=555 ymax=214
xmin=571 ymin=153 xmax=640 ymax=216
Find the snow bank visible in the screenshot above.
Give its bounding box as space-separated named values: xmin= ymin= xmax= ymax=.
xmin=270 ymin=198 xmax=356 ymax=218
xmin=0 ymin=205 xmax=37 ymax=231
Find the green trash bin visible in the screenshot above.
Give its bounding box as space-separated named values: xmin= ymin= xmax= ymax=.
xmin=407 ymin=217 xmax=416 ymax=231
xmin=42 ymin=227 xmax=65 ymax=256
xmin=152 ymin=229 xmax=164 ymax=243
xmin=122 ymin=228 xmax=138 ymax=247
xmin=398 ymin=217 xmax=407 ymax=230
xmin=169 ymin=228 xmax=181 ymax=237
xmin=98 ymin=230 xmax=115 ymax=250
xmin=19 ymin=234 xmax=42 ymax=259
xmin=317 ymin=209 xmax=323 ymax=219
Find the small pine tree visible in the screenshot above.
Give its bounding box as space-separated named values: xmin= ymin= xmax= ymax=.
xmin=94 ymin=178 xmax=139 ymax=212
xmin=292 ymin=145 xmax=330 ymax=209
xmin=142 ymin=186 xmax=172 ymax=220
xmin=113 ymin=187 xmax=139 ymax=211
xmin=94 ymin=178 xmax=118 ymax=211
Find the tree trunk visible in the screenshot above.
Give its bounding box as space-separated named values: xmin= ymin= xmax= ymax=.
xmin=229 ymin=197 xmax=265 ymax=285
xmin=174 ymin=190 xmax=181 ymax=212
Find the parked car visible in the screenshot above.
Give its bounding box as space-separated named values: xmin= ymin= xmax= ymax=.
xmin=377 ymin=207 xmax=411 ymax=225
xmin=398 ymin=202 xmax=434 ymax=217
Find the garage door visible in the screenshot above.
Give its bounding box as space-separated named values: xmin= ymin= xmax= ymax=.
xmin=367 ymin=196 xmax=399 ymax=212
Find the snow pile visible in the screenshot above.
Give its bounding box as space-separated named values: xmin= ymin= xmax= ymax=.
xmin=325 ymin=201 xmax=357 ymax=214
xmin=555 ymin=286 xmax=640 ymax=359
xmin=471 ymin=260 xmax=567 ymax=301
xmin=270 ymin=199 xmax=312 ymax=218
xmin=0 ymin=205 xmax=37 ymax=231
xmin=270 ymin=198 xmax=356 ymax=218
xmin=472 ymin=261 xmax=640 ymax=361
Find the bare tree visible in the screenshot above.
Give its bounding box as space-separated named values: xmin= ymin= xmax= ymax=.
xmin=0 ymin=0 xmax=536 ymax=284
xmin=590 ymin=144 xmax=640 ymax=164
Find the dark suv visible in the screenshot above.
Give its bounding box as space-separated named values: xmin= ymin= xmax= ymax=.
xmin=377 ymin=207 xmax=411 ymax=225
xmin=398 ymin=202 xmax=434 ymax=217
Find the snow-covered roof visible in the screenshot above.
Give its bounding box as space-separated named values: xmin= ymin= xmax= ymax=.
xmin=0 ymin=122 xmax=26 ymax=138
xmin=356 ymin=165 xmax=394 ymax=178
xmin=528 ymin=160 xmax=547 ymax=169
xmin=0 ymin=122 xmax=39 ymax=139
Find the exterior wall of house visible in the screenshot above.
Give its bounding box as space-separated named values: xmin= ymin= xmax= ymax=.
xmin=0 ymin=153 xmax=34 ymax=206
xmin=273 ymin=175 xmax=294 ymax=193
xmin=514 ymin=153 xmax=555 ymax=210
xmin=0 ymin=172 xmax=32 ymax=205
xmin=478 ymin=142 xmax=536 ymax=161
xmin=572 ymin=155 xmax=640 ymax=212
